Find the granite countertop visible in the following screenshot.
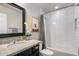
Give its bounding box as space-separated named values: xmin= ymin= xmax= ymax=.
xmin=0 ymin=40 xmax=40 ymax=56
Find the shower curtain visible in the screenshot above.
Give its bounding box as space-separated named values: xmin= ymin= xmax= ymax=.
xmin=39 ymin=15 xmax=46 ymax=49
xmin=43 ymin=5 xmax=79 ymax=55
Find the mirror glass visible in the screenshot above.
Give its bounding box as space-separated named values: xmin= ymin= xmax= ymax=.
xmin=0 ymin=4 xmax=23 ymax=34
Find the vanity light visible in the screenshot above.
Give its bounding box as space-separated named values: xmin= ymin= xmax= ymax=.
xmin=55 ymin=6 xmax=59 ymax=9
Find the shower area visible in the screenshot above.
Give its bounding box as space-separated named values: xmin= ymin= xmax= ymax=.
xmin=43 ymin=4 xmax=79 ymax=56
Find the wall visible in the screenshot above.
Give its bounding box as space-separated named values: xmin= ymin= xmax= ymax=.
xmin=74 ymin=6 xmax=79 ymax=54
xmin=16 ymin=3 xmax=41 ymax=32
xmin=28 ymin=16 xmax=33 ymax=32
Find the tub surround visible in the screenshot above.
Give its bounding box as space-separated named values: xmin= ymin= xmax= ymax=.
xmin=0 ymin=39 xmax=40 ymax=56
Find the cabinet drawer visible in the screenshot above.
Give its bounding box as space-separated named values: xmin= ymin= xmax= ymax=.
xmin=31 ymin=51 xmax=39 ymax=56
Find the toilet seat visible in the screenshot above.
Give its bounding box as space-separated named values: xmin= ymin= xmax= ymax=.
xmin=40 ymin=49 xmax=54 ymax=56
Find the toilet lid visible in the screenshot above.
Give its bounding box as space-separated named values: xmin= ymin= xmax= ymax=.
xmin=40 ymin=49 xmax=54 ymax=56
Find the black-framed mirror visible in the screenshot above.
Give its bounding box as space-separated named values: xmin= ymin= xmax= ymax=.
xmin=0 ymin=3 xmax=25 ymax=38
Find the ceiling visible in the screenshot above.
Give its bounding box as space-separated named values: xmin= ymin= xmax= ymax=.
xmin=17 ymin=3 xmax=74 ymax=17
xmin=24 ymin=3 xmax=74 ymax=13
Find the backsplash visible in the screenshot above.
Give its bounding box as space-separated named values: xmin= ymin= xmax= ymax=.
xmin=0 ymin=36 xmax=27 ymax=44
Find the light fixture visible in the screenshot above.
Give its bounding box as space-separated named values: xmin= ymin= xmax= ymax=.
xmin=55 ymin=6 xmax=59 ymax=9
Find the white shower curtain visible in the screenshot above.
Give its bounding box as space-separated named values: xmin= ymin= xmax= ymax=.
xmin=44 ymin=6 xmax=78 ymax=55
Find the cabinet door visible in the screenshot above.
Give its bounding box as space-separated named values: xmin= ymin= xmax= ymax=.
xmin=32 ymin=44 xmax=39 ymax=56
xmin=15 ymin=48 xmax=32 ymax=56
xmin=15 ymin=44 xmax=39 ymax=56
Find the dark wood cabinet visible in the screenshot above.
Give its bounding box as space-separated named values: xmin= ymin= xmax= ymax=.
xmin=15 ymin=44 xmax=39 ymax=56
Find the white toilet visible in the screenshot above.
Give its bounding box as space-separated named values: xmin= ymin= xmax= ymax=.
xmin=40 ymin=48 xmax=54 ymax=56
xmin=39 ymin=42 xmax=54 ymax=56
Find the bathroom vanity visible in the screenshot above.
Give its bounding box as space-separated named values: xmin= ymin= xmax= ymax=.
xmin=15 ymin=44 xmax=39 ymax=56
xmin=0 ymin=40 xmax=40 ymax=56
